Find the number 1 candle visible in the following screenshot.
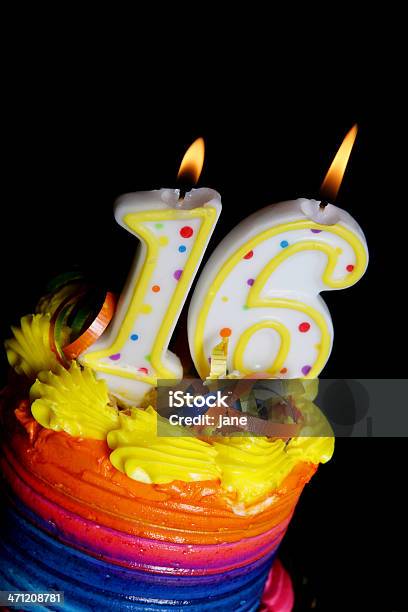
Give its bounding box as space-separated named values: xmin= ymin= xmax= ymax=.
xmin=80 ymin=140 xmax=221 ymax=403
xmin=188 ymin=125 xmax=368 ymax=379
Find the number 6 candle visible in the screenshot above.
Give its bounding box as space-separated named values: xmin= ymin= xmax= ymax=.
xmin=80 ymin=139 xmax=221 ymax=402
xmin=188 ymin=125 xmax=368 ymax=379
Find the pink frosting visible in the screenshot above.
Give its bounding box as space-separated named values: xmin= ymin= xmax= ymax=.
xmin=5 ymin=461 xmax=290 ymax=575
xmin=260 ymin=559 xmax=294 ymax=611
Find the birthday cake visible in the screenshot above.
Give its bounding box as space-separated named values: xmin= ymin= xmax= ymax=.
xmin=0 ymin=129 xmax=370 ymax=611
xmin=0 ymin=276 xmax=333 ymax=611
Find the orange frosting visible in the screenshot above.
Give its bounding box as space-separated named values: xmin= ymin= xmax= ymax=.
xmin=1 ymin=397 xmax=317 ymax=545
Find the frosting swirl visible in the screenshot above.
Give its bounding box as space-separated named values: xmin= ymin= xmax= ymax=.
xmin=108 ymin=407 xmax=220 ymax=484
xmin=30 ymin=362 xmax=119 ymax=440
xmin=4 ymin=314 xmax=59 ymax=379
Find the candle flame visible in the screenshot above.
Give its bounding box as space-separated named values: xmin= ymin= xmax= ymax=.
xmin=177 ymin=137 xmax=205 ymax=185
xmin=320 ymin=124 xmax=358 ymax=201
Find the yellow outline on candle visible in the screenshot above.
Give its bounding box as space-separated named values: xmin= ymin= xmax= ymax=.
xmin=82 ymin=206 xmax=218 ymax=386
xmin=194 ymin=220 xmax=367 ymax=379
xmin=234 ymin=320 xmax=290 ymax=375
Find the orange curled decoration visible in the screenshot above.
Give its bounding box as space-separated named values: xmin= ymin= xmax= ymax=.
xmin=63 ymin=292 xmax=116 ymax=360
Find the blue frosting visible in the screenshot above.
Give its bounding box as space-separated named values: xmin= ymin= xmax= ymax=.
xmin=0 ymin=501 xmax=275 ymax=611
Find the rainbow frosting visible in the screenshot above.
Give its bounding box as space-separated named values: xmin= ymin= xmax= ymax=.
xmin=0 ymin=288 xmax=333 ymax=611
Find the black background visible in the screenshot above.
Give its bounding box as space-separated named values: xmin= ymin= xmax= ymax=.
xmin=1 ymin=62 xmax=406 ymax=611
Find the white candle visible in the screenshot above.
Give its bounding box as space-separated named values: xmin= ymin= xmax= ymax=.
xmin=80 ymin=188 xmax=221 ymax=403
xmin=188 ymin=198 xmax=368 ymax=379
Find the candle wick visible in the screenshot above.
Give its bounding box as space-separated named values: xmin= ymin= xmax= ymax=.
xmin=179 ymin=187 xmax=187 ymax=201
xmin=319 ymin=200 xmax=329 ymax=210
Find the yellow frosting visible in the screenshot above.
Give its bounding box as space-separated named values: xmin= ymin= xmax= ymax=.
xmin=17 ymin=318 xmax=332 ymax=502
xmin=5 ymin=314 xmax=59 ymax=379
xmin=107 ymin=407 xmax=221 ymax=484
xmin=214 ymin=436 xmax=295 ymax=502
xmin=30 ymin=362 xmax=119 ymax=440
xmin=284 ymin=378 xmax=334 ymax=465
xmin=107 ymin=396 xmax=333 ymax=502
xmin=206 ymin=378 xmax=332 ymax=501
xmin=214 ymin=405 xmax=333 ymax=503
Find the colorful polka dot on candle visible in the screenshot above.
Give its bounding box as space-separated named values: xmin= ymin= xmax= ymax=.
xmin=145 ymin=355 xmax=151 ymax=362
xmin=130 ymin=334 xmax=139 ymax=341
xmin=138 ymin=367 xmax=148 ymax=375
xmin=141 ymin=304 xmax=152 ymax=314
xmin=311 ymin=229 xmax=322 ymax=233
xmin=173 ymin=269 xmax=183 ymax=281
xmin=155 ymin=223 xmax=164 ymax=229
xmin=178 ymin=245 xmax=187 ymax=253
xmin=247 ymin=278 xmax=255 ymax=286
xmin=244 ymin=250 xmax=254 ymax=259
xmin=280 ymin=240 xmax=289 ymax=248
xmin=109 ymin=353 xmax=121 ymax=361
xmin=220 ymin=327 xmax=232 ymax=338
xmin=180 ymin=226 xmax=194 ymax=238
xmin=158 ymin=236 xmax=169 ymax=246
xmin=152 ymin=285 xmax=161 ymax=293
xmin=298 ymin=322 xmax=311 ymax=333
xmin=301 ymin=365 xmax=312 ymax=376
xmin=347 ymin=264 xmax=355 ymax=272
xmin=243 ymin=304 xmax=249 ymax=310
xmin=222 ymin=296 xmax=229 ymax=302
xmin=280 ymin=367 xmax=288 ymax=374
